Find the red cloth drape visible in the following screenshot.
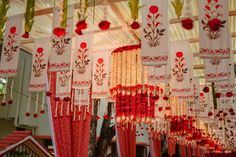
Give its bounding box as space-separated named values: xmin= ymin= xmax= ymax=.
xmin=187 ymin=144 xmax=192 ymax=157
xmin=117 ymin=124 xmax=136 ymax=157
xmin=49 ymin=72 xmax=91 ymax=157
xmin=150 ymin=135 xmax=161 ymax=157
xmin=168 ymin=139 xmax=176 ymax=157
xmin=180 ymin=145 xmax=186 ymax=157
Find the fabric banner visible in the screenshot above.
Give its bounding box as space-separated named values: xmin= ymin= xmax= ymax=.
xmin=148 ymin=64 xmax=171 ymax=84
xmin=74 ymin=89 xmax=90 ymax=106
xmin=204 ymin=58 xmax=230 ymax=82
xmin=72 ymin=34 xmax=93 ymax=89
xmin=141 ymin=0 xmax=169 ymax=66
xmin=49 ymin=5 xmax=74 ymax=72
xmin=92 ymin=52 xmax=110 ymax=98
xmin=170 ymin=41 xmax=192 ymax=96
xmin=56 ymin=71 xmax=71 ymax=98
xmin=0 ymin=14 xmax=23 ymax=77
xmin=198 ymin=0 xmax=230 ymax=59
xmin=29 ymin=38 xmax=50 ymax=91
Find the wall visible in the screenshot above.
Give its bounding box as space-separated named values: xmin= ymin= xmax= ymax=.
xmin=0 ymin=119 xmax=16 ymax=139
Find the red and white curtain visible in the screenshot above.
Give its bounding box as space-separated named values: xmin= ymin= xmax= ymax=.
xmin=92 ymin=52 xmax=110 ymax=98
xmin=0 ymin=14 xmax=23 ymax=77
xmin=170 ymin=41 xmax=192 ymax=96
xmin=141 ymin=0 xmax=169 ymax=66
xmin=198 ymin=0 xmax=230 ymax=59
xmin=72 ymin=34 xmax=93 ymax=89
xmin=49 ymin=5 xmax=74 ymax=71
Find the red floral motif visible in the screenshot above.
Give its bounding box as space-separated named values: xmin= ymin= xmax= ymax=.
xmin=32 ymin=47 xmax=46 ymax=77
xmin=172 ymin=51 xmax=188 ymax=82
xmin=75 ymin=42 xmax=90 ymax=74
xmin=94 ymin=58 xmax=107 ymax=86
xmin=52 ymin=31 xmax=71 ymax=55
xmin=58 ymin=71 xmax=71 ymax=87
xmin=3 ymin=26 xmax=19 ymax=61
xmin=75 ymin=20 xmax=87 ymax=35
xmin=98 ymin=20 xmax=110 ymax=30
xmin=202 ymin=0 xmax=225 ymax=39
xmin=181 ymin=18 xmax=193 ymax=30
xmin=143 ymin=5 xmax=165 ymax=47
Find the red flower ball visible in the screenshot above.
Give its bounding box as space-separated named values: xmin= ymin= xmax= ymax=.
xmin=37 ymin=47 xmax=43 ymax=53
xmin=130 ymin=21 xmax=140 ymax=29
xmin=53 ymin=27 xmax=66 ymax=37
xmin=103 ymin=113 xmax=109 ymax=120
xmin=231 ymin=112 xmax=235 ymax=116
xmin=80 ymin=42 xmax=87 ymax=49
xmin=22 ymin=32 xmax=29 ymax=38
xmin=226 ymin=91 xmax=233 ymax=97
xmin=176 ymin=51 xmax=183 ymax=58
xmin=75 ymin=29 xmax=83 ymax=35
xmin=163 ymin=96 xmax=169 ymax=101
xmin=200 ymin=92 xmax=204 ymax=97
xmin=8 ymin=99 xmax=13 ymax=104
xmin=10 ymin=26 xmax=16 ymax=34
xmin=40 ymin=110 xmax=45 ymax=114
xmin=33 ymin=113 xmax=38 ymax=118
xmin=229 ymin=108 xmax=234 ymax=113
xmin=153 ymin=95 xmax=159 ymax=100
xmin=203 ymin=87 xmax=209 ymax=93
xmin=98 ymin=20 xmax=111 ymax=30
xmin=215 ymin=92 xmax=221 ymax=98
xmin=76 ymin=20 xmax=87 ymax=30
xmin=98 ymin=58 xmax=104 ymax=64
xmin=181 ymin=18 xmax=193 ymax=30
xmin=208 ymin=18 xmax=221 ymax=32
xmin=25 ymin=112 xmax=31 ymax=117
xmin=46 ymin=92 xmax=52 ymax=97
xmin=149 ymin=5 xmax=158 ymax=14
xmin=208 ymin=112 xmax=213 ymax=117
xmin=158 ymin=107 xmax=163 ymax=112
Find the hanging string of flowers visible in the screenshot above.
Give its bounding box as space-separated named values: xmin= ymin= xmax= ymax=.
xmin=53 ymin=0 xmax=68 ymax=37
xmin=128 ymin=0 xmax=141 ymax=29
xmin=22 ymin=0 xmax=35 ymax=38
xmin=75 ymin=0 xmax=89 ymax=35
xmin=0 ymin=0 xmax=10 ymax=40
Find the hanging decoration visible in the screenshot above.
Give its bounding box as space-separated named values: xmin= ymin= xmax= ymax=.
xmin=75 ymin=0 xmax=89 ymax=35
xmin=171 ymin=0 xmax=184 ymax=19
xmin=98 ymin=1 xmax=110 ymax=31
xmin=198 ymin=0 xmax=230 ymax=59
xmin=22 ymin=0 xmax=35 ymax=38
xmin=49 ymin=4 xmax=74 ymax=72
xmin=0 ymin=0 xmax=10 ymax=40
xmin=0 ymin=15 xmax=23 ymax=106
xmin=92 ymin=52 xmax=110 ymax=98
xmin=26 ymin=38 xmax=50 ymax=117
xmin=148 ymin=64 xmax=171 ymax=84
xmin=110 ymin=45 xmax=159 ymax=125
xmin=181 ymin=0 xmax=194 ymax=30
xmin=128 ymin=0 xmax=141 ymax=29
xmin=72 ymin=33 xmax=93 ymax=89
xmin=170 ymin=40 xmax=192 ymax=96
xmin=141 ymin=0 xmax=169 ymax=66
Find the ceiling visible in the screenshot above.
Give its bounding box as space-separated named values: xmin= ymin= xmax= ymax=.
xmin=7 ymin=0 xmax=236 ymax=83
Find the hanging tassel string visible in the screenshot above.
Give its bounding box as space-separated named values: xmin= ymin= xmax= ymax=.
xmin=35 ymin=92 xmax=39 ymax=114
xmin=27 ymin=92 xmax=31 ymax=114
xmin=41 ymin=93 xmax=45 ymax=112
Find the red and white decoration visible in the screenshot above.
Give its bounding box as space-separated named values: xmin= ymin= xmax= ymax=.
xmin=148 ymin=64 xmax=171 ymax=84
xmin=49 ymin=5 xmax=74 ymax=72
xmin=72 ymin=34 xmax=93 ymax=89
xmin=74 ymin=88 xmax=90 ymax=106
xmin=198 ymin=0 xmax=230 ymax=59
xmin=29 ymin=38 xmax=50 ymax=91
xmin=141 ymin=0 xmax=169 ymax=66
xmin=56 ymin=71 xmax=71 ymax=99
xmin=0 ymin=14 xmax=23 ymax=77
xmin=170 ymin=41 xmax=192 ymax=96
xmin=92 ymin=52 xmax=110 ymax=98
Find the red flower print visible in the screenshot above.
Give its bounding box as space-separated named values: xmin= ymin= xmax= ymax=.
xmin=94 ymin=58 xmax=107 ymax=86
xmin=130 ymin=21 xmax=140 ymax=29
xmin=53 ymin=27 xmax=66 ymax=37
xmin=181 ymin=18 xmax=193 ymax=30
xmin=98 ymin=20 xmax=111 ymax=30
xmin=172 ymin=52 xmax=188 ymax=82
xmin=3 ymin=26 xmax=19 ymax=61
xmin=149 ymin=6 xmax=158 ymax=14
xmin=176 ymin=51 xmax=183 ymax=58
xmin=33 ymin=47 xmax=46 ymax=77
xmin=10 ymin=26 xmax=16 ymax=34
xmin=75 ymin=42 xmax=90 ymax=74
xmin=80 ymin=42 xmax=87 ymax=49
xmin=37 ymin=47 xmax=43 ymax=53
xmin=98 ymin=58 xmax=104 ymax=64
xmin=143 ymin=5 xmax=165 ymax=47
